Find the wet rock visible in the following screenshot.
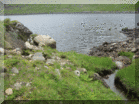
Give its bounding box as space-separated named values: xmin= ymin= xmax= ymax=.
xmin=11 ymin=67 xmax=19 ymax=74
xmin=5 ymin=88 xmax=13 ymax=95
xmin=32 ymin=52 xmax=45 ymax=61
xmin=46 ymin=59 xmax=55 ymax=65
xmin=74 ymin=70 xmax=80 ymax=76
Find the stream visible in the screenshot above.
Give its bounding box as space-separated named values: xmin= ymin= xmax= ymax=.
xmin=102 ymin=70 xmax=128 ymax=100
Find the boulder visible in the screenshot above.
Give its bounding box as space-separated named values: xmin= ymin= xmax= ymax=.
xmin=5 ymin=88 xmax=13 ymax=95
xmin=33 ymin=35 xmax=56 ymax=49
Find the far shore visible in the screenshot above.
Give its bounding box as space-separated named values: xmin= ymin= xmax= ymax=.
xmin=3 ymin=11 xmax=139 ymax=16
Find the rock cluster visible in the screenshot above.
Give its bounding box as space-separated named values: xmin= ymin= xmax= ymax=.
xmin=88 ymin=28 xmax=139 ymax=69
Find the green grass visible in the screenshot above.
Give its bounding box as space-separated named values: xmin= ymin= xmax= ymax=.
xmin=4 ymin=45 xmax=124 ymax=100
xmin=4 ymin=4 xmax=137 ymax=15
xmin=115 ymin=58 xmax=139 ymax=99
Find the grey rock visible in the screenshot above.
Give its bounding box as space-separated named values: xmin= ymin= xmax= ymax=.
xmin=46 ymin=59 xmax=55 ymax=65
xmin=74 ymin=70 xmax=80 ymax=76
xmin=11 ymin=67 xmax=19 ymax=74
xmin=76 ymin=68 xmax=87 ymax=74
xmin=32 ymin=52 xmax=45 ymax=61
xmin=14 ymin=82 xmax=22 ymax=90
xmin=55 ymin=69 xmax=61 ymax=76
xmin=114 ymin=61 xmax=124 ymax=69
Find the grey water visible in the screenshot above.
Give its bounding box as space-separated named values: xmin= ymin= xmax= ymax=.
xmin=1 ymin=14 xmax=139 ymax=55
xmin=103 ymin=70 xmax=128 ymax=100
xmin=1 ymin=13 xmax=139 ymax=100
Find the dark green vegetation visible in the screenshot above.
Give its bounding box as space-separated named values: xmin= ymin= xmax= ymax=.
xmin=4 ymin=4 xmax=137 ymax=15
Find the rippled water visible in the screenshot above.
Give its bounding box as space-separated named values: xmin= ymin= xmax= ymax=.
xmin=1 ymin=13 xmax=139 ymax=55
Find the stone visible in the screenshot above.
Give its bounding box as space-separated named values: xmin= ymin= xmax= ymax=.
xmin=14 ymin=82 xmax=22 ymax=90
xmin=65 ymin=67 xmax=72 ymax=71
xmin=46 ymin=59 xmax=55 ymax=65
xmin=0 ymin=48 xmax=4 ymax=54
xmin=25 ymin=41 xmax=34 ymax=50
xmin=7 ymin=55 xmax=12 ymax=58
xmin=77 ymin=68 xmax=87 ymax=74
xmin=132 ymin=55 xmax=139 ymax=61
xmin=32 ymin=52 xmax=45 ymax=61
xmin=15 ymin=48 xmax=21 ymax=52
xmin=11 ymin=67 xmax=19 ymax=74
xmin=26 ymin=82 xmax=32 ymax=87
xmin=5 ymin=88 xmax=13 ymax=95
xmin=74 ymin=70 xmax=80 ymax=77
xmin=14 ymin=96 xmax=24 ymax=100
xmin=39 ymin=42 xmax=45 ymax=47
xmin=114 ymin=56 xmax=131 ymax=65
xmin=34 ymin=35 xmax=56 ymax=49
xmin=114 ymin=61 xmax=124 ymax=69
xmin=131 ymin=47 xmax=137 ymax=53
xmin=44 ymin=65 xmax=49 ymax=69
xmin=55 ymin=69 xmax=61 ymax=76
xmin=111 ymin=43 xmax=116 ymax=46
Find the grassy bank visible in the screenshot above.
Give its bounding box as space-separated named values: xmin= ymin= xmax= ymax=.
xmin=3 ymin=44 xmax=124 ymax=100
xmin=115 ymin=58 xmax=139 ymax=100
xmin=4 ymin=4 xmax=137 ymax=15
